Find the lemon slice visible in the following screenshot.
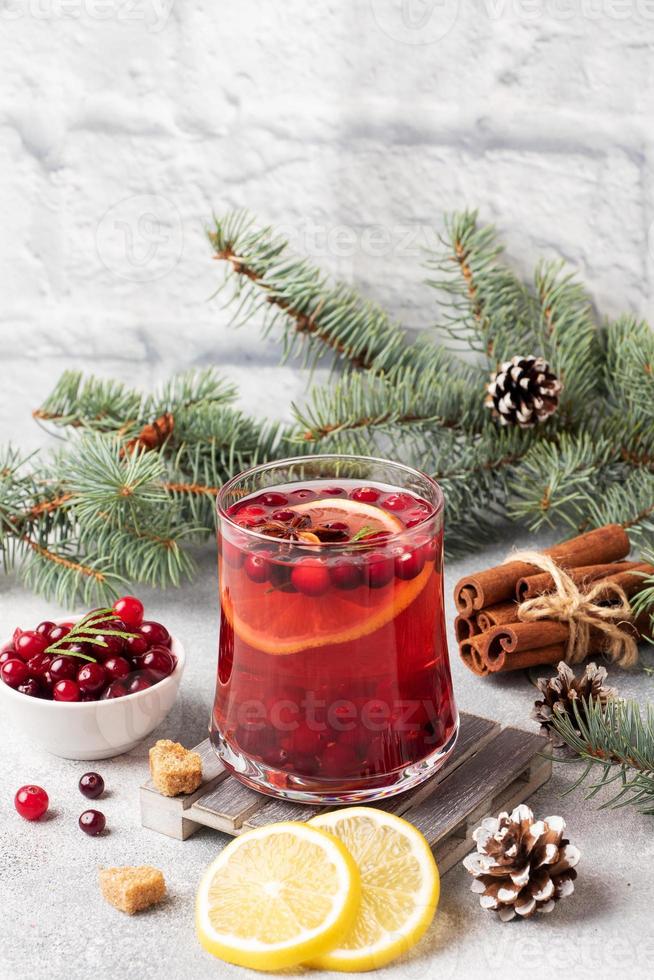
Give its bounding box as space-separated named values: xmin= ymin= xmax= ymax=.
xmin=195 ymin=822 xmax=361 ymax=971
xmin=290 ymin=496 xmax=404 ymax=537
xmin=308 ymin=808 xmax=439 ymax=972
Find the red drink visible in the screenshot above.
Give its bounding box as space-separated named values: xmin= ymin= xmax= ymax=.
xmin=212 ymin=457 xmax=458 ymax=803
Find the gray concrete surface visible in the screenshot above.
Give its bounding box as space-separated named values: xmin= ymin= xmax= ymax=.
xmin=1 ymin=534 xmax=653 ymax=980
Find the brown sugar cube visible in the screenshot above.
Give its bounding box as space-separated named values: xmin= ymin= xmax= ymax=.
xmin=149 ymin=739 xmax=203 ymax=797
xmin=99 ymin=866 xmax=166 ymax=915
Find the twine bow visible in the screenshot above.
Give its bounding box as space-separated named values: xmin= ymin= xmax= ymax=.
xmin=508 ymin=551 xmax=638 ymax=669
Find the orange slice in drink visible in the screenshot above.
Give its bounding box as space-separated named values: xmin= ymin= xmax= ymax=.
xmin=221 ymin=495 xmax=433 ymax=656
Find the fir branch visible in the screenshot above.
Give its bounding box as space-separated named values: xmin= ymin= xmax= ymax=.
xmin=209 ymin=212 xmax=408 ymax=372
xmin=606 ymin=315 xmax=654 ymax=419
xmin=550 ymin=698 xmax=654 ymax=813
xmin=34 ymin=371 xmax=142 ymax=433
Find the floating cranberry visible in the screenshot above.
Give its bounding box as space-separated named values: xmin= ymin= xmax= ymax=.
xmin=79 ymin=809 xmax=106 ymax=836
xmin=394 ymin=547 xmax=425 ymax=581
xmin=79 ymin=772 xmax=104 ymax=800
xmin=103 ymin=656 xmax=131 ymax=681
xmin=329 ymin=560 xmax=364 ymax=590
xmin=127 ymin=673 xmax=152 ymax=694
xmin=26 ymin=653 xmax=52 ymax=679
xmin=322 ymin=486 xmax=345 ymax=496
xmin=285 ymin=722 xmax=324 ymax=757
xmin=290 ymin=488 xmax=316 ymax=501
xmin=16 ymin=631 xmax=48 ymax=660
xmin=320 ymin=742 xmax=358 ymax=776
xmin=268 ymin=555 xmax=295 ymax=589
xmin=124 ymin=632 xmax=149 ymax=657
xmin=291 ymin=558 xmax=331 ymax=597
xmin=1 ymin=658 xmax=29 ymax=688
xmin=382 ymin=493 xmax=412 ymax=512
xmin=101 ymin=680 xmax=128 ymax=699
xmin=17 ymin=678 xmax=42 ymax=698
xmin=244 ymin=552 xmax=270 ymax=584
xmin=261 ymin=492 xmax=288 ymax=507
xmin=366 ymin=553 xmax=394 ymax=589
xmin=35 ymin=620 xmax=56 ymax=638
xmin=351 ymin=486 xmax=379 ymax=503
xmin=136 ymin=647 xmax=176 ymax=679
xmin=271 ymin=509 xmax=295 ymax=523
xmin=139 ymin=621 xmax=171 ymax=649
xmin=15 ymin=785 xmax=49 ymax=821
xmin=113 ymin=595 xmax=144 ymax=629
xmin=49 ymin=656 xmax=78 ymax=682
xmin=77 ymin=662 xmax=107 ymax=697
xmin=53 ymin=679 xmax=81 ymax=702
xmin=47 ymin=625 xmax=70 ymax=644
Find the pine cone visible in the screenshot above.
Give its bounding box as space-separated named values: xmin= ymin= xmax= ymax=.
xmin=486 ymin=355 xmax=562 ymax=427
xmin=463 ymin=804 xmax=580 ymax=921
xmin=532 ymin=661 xmax=618 ymax=753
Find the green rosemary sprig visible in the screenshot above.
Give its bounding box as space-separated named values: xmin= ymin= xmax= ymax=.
xmin=45 ymin=608 xmax=136 ymax=663
xmin=350 ymin=525 xmax=376 ymax=542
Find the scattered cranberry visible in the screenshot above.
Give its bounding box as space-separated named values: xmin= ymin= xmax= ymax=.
xmin=124 ymin=632 xmax=149 ymax=657
xmin=49 ymin=656 xmax=78 ymax=682
xmin=382 ymin=493 xmax=412 ymax=512
xmin=127 ymin=673 xmax=152 ymax=694
xmin=35 ymin=620 xmax=56 ymax=638
xmin=17 ymin=678 xmax=42 ymax=698
xmin=79 ymin=772 xmax=104 ymax=800
xmin=79 ymin=809 xmax=106 ymax=836
xmin=291 ymin=558 xmax=331 ymax=596
xmin=103 ymin=656 xmax=131 ymax=681
xmin=139 ymin=621 xmax=171 ymax=649
xmin=261 ymin=492 xmax=288 ymax=507
xmin=77 ymin=662 xmax=107 ymax=697
xmin=136 ymin=647 xmax=176 ymax=679
xmin=1 ymin=658 xmax=29 ymax=688
xmin=47 ymin=625 xmax=70 ymax=644
xmin=244 ymin=552 xmax=269 ymax=584
xmin=394 ymin=547 xmax=425 ymax=581
xmin=113 ymin=595 xmax=144 ymax=629
xmin=16 ymin=631 xmax=48 ymax=660
xmin=330 ymin=560 xmax=364 ymax=590
xmin=351 ymin=486 xmax=380 ymax=503
xmin=15 ymin=785 xmax=49 ymax=821
xmin=271 ymin=509 xmax=295 ymax=522
xmin=53 ymin=679 xmax=81 ymax=702
xmin=366 ymin=553 xmax=395 ymax=588
xmin=101 ymin=681 xmax=128 ymax=699
xmin=290 ymin=488 xmax=316 ymax=500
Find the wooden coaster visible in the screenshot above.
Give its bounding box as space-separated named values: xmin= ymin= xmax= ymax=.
xmin=140 ymin=712 xmax=551 ymax=874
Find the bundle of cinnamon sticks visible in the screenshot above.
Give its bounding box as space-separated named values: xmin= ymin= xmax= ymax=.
xmin=454 ymin=524 xmax=653 ymax=676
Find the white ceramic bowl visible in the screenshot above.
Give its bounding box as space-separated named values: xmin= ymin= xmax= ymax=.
xmin=0 ymin=625 xmax=185 ymax=760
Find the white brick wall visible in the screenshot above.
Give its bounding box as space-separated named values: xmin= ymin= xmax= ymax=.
xmin=1 ymin=1 xmax=653 ymax=447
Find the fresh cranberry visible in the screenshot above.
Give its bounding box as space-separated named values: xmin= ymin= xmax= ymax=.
xmin=17 ymin=678 xmax=43 ymax=698
xmin=91 ymin=633 xmax=124 ymax=659
xmin=103 ymin=656 xmax=131 ymax=681
xmin=364 ymin=530 xmax=391 ymax=542
xmin=26 ymin=653 xmax=52 ymax=679
xmin=394 ymin=547 xmax=425 ymax=581
xmin=0 ymin=650 xmax=17 ymax=666
xmin=326 ymin=521 xmax=348 ymax=532
xmin=139 ymin=622 xmax=171 ymax=649
xmin=382 ymin=493 xmax=412 ymax=512
xmin=268 ymin=555 xmax=295 ymax=589
xmin=366 ymin=553 xmax=395 ymax=588
xmin=244 ymin=552 xmax=269 ymax=584
xmin=79 ymin=809 xmax=106 ymax=836
xmin=271 ymin=509 xmax=295 ymax=522
xmin=320 ymin=742 xmax=358 ymax=776
xmin=53 ymin=679 xmax=81 ymax=702
xmin=101 ymin=680 xmax=128 ymax=699
xmin=79 ymin=772 xmax=105 ymax=799
xmin=261 ymin=492 xmax=288 ymax=507
xmin=47 ymin=625 xmax=70 ymax=644
xmin=322 ymin=486 xmax=345 ymax=496
xmin=127 ymin=673 xmax=152 ymax=694
xmin=113 ymin=595 xmax=144 ymax=629
xmin=136 ymin=647 xmax=176 ymax=679
xmin=16 ymin=631 xmax=48 ymax=660
xmin=291 ymin=558 xmax=331 ymax=596
xmin=351 ymin=487 xmax=380 ymax=503
xmin=49 ymin=656 xmax=78 ymax=682
xmin=15 ymin=785 xmax=49 ymax=821
xmin=35 ymin=620 xmax=56 ymax=638
xmin=12 ymin=627 xmax=23 ymax=645
xmin=330 ymin=560 xmax=364 ymax=590
xmin=124 ymin=632 xmax=149 ymax=657
xmin=290 ymin=488 xmax=316 ymax=501
xmin=77 ymin=662 xmax=107 ymax=697
xmin=0 ymin=641 xmax=15 ymax=656
xmin=1 ymin=658 xmax=29 ymax=688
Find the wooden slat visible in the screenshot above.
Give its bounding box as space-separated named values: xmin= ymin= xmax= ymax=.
xmin=189 ymin=775 xmax=268 ymax=832
xmin=403 ymin=727 xmax=548 ymax=843
xmin=142 ymin=738 xmax=226 ymax=808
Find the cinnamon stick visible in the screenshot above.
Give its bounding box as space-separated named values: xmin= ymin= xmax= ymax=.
xmin=516 ymin=561 xmax=642 ymax=602
xmin=593 ymin=562 xmax=654 ymax=600
xmin=454 ymin=615 xmax=480 ymax=642
xmin=454 ymin=524 xmax=630 ymax=614
xmin=476 ymin=601 xmax=518 ymax=632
